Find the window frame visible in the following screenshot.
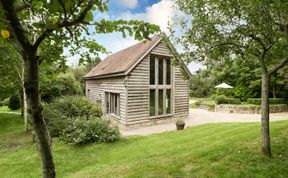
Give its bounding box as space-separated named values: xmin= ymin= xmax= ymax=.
xmin=105 ymin=92 xmax=120 ymax=118
xmin=149 ymin=54 xmax=173 ymax=118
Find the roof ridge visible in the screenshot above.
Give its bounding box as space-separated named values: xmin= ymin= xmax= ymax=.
xmin=104 ymin=35 xmax=160 ymax=60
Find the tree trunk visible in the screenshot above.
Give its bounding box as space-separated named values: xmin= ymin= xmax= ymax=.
xmin=20 ymin=89 xmax=24 ymax=117
xmin=22 ymin=65 xmax=28 ymax=131
xmin=261 ymin=72 xmax=272 ymax=157
xmin=24 ymin=56 xmax=56 ymax=178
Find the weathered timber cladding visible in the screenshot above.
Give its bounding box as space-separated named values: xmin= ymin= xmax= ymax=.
xmin=85 ymin=77 xmax=126 ymax=124
xmin=174 ymin=67 xmax=189 ymax=117
xmin=150 ymin=40 xmax=173 ymax=56
xmin=126 ymin=56 xmax=150 ymax=125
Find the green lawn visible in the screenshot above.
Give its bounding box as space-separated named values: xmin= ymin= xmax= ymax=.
xmin=0 ymin=113 xmax=288 ymax=178
xmin=0 ymin=106 xmax=21 ymax=113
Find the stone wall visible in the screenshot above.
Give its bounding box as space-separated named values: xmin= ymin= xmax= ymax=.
xmin=215 ymin=104 xmax=288 ymax=114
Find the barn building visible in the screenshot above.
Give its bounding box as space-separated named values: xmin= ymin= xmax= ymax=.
xmin=84 ymin=35 xmax=191 ymax=127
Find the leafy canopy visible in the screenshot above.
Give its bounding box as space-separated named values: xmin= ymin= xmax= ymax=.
xmin=172 ymin=0 xmax=288 ymax=71
xmin=0 ymin=0 xmax=160 ymax=67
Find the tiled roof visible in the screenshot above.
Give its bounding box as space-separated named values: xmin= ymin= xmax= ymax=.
xmin=85 ymin=35 xmax=161 ymax=78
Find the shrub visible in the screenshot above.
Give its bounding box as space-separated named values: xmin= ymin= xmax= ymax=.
xmin=176 ymin=120 xmax=185 ymax=125
xmin=43 ymin=96 xmax=102 ymax=137
xmin=8 ymin=94 xmax=21 ymax=110
xmin=61 ymin=116 xmax=120 ymax=145
xmin=210 ymin=94 xmax=218 ymax=100
xmin=215 ymin=95 xmax=241 ymax=104
xmin=214 ymin=95 xmax=226 ymax=104
xmin=3 ymin=97 xmax=10 ymax=106
xmin=41 ymin=73 xmax=83 ymax=102
xmin=216 ymin=88 xmax=234 ymax=97
xmin=194 ymin=100 xmax=201 ymax=107
xmin=247 ymin=98 xmax=288 ymax=105
xmin=0 ymin=101 xmax=3 ymax=106
xmin=270 ymin=98 xmax=288 ymax=104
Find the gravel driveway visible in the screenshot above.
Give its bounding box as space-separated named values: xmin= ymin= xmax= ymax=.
xmin=121 ymin=109 xmax=288 ymax=136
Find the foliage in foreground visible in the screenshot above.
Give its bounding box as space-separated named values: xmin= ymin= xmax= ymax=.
xmin=42 ymin=96 xmax=119 ymax=145
xmin=43 ymin=96 xmax=102 ymax=136
xmin=0 ymin=113 xmax=288 ymax=178
xmin=62 ymin=116 xmax=120 ymax=145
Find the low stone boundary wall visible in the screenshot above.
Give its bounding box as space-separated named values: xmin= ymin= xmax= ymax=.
xmin=215 ymin=104 xmax=288 ymax=114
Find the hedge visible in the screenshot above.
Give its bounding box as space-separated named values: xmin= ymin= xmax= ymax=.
xmin=247 ymin=98 xmax=288 ymax=105
xmin=215 ymin=95 xmax=241 ymax=105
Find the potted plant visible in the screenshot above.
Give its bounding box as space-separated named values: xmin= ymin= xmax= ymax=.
xmin=176 ymin=120 xmax=185 ymax=130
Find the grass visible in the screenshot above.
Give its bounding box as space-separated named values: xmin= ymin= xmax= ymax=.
xmin=0 ymin=106 xmax=21 ymax=113
xmin=0 ymin=113 xmax=288 ymax=178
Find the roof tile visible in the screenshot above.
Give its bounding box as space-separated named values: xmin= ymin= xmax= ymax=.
xmin=85 ymin=35 xmax=161 ymax=78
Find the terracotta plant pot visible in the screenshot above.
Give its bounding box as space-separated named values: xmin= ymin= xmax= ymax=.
xmin=176 ymin=122 xmax=185 ymax=130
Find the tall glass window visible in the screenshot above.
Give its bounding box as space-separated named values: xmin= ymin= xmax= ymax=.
xmin=149 ymin=89 xmax=155 ymax=116
xmin=150 ymin=56 xmax=155 ymax=85
xmin=149 ymin=55 xmax=172 ymax=117
xmin=158 ymin=89 xmax=163 ymax=115
xmin=166 ymin=59 xmax=171 ymax=85
xmin=166 ymin=89 xmax=171 ymax=114
xmin=158 ymin=59 xmax=163 ymax=85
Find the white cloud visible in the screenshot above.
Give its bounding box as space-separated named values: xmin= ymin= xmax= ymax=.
xmin=117 ymin=0 xmax=175 ymax=33
xmin=67 ymin=0 xmax=204 ymax=73
xmin=118 ymin=0 xmax=138 ymax=9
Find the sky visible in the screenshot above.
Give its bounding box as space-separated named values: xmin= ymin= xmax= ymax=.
xmin=69 ymin=0 xmax=204 ymax=73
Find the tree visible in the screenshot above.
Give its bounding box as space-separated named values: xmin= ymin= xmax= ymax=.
xmin=189 ymin=70 xmax=214 ymax=98
xmin=0 ymin=38 xmax=28 ymax=130
xmin=0 ymin=1 xmax=160 ymax=177
xmin=172 ymin=0 xmax=288 ymax=157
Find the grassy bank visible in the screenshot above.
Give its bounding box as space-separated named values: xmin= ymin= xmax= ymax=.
xmin=0 ymin=106 xmax=21 ymax=113
xmin=0 ymin=113 xmax=287 ymax=177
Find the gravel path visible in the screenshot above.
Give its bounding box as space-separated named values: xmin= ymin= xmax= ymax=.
xmin=121 ymin=109 xmax=288 ymax=136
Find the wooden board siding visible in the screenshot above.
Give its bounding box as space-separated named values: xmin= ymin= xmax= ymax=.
xmin=150 ymin=40 xmax=173 ymax=57
xmin=126 ymin=55 xmax=150 ymax=125
xmin=174 ymin=67 xmax=189 ymax=117
xmin=126 ymin=40 xmax=189 ymax=126
xmin=85 ymin=77 xmax=126 ymax=125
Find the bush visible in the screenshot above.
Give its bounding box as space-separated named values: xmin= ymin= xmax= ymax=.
xmin=3 ymin=97 xmax=10 ymax=106
xmin=0 ymin=101 xmax=3 ymax=106
xmin=215 ymin=95 xmax=241 ymax=104
xmin=61 ymin=116 xmax=120 ymax=145
xmin=247 ymin=98 xmax=288 ymax=105
xmin=8 ymin=94 xmax=21 ymax=110
xmin=41 ymin=73 xmax=83 ymax=102
xmin=216 ymin=88 xmax=234 ymax=97
xmin=43 ymin=96 xmax=102 ymax=137
xmin=210 ymin=94 xmax=218 ymax=100
xmin=176 ymin=120 xmax=185 ymax=125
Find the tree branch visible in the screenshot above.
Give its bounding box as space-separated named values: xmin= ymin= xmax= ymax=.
xmin=15 ymin=2 xmax=31 ymax=12
xmin=57 ymin=0 xmax=67 ymax=19
xmin=0 ymin=0 xmax=33 ymax=54
xmin=33 ymin=0 xmax=95 ymax=50
xmin=214 ymin=42 xmax=248 ymax=49
xmin=268 ymin=57 xmax=288 ymax=76
xmin=249 ymin=34 xmax=266 ymax=50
